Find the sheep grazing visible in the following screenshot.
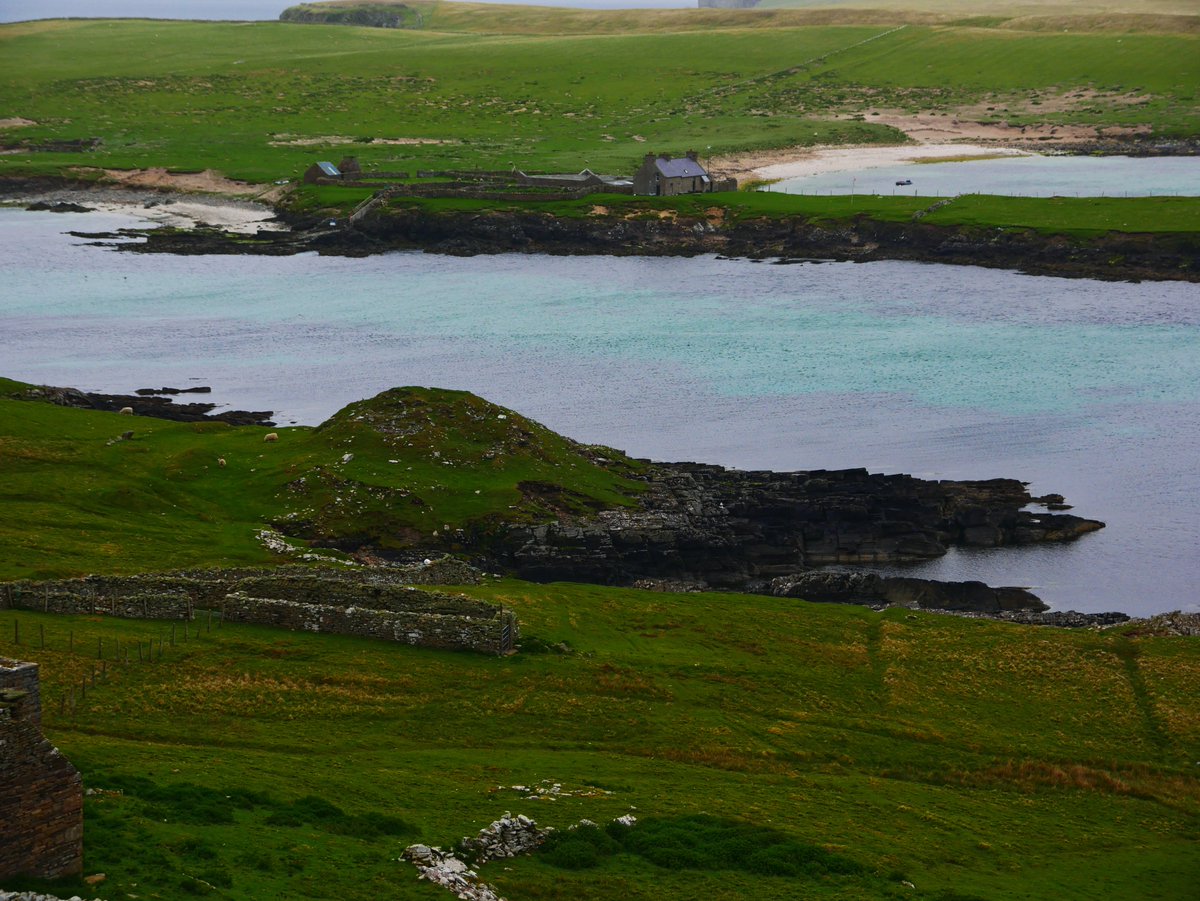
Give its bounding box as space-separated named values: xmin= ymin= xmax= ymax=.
xmin=264 ymin=432 xmax=279 ymax=443
xmin=217 ymin=457 xmax=227 ymax=467
xmin=118 ymin=406 xmax=134 ymax=415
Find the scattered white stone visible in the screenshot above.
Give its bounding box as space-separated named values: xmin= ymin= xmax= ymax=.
xmin=341 ymin=453 xmax=354 ymax=463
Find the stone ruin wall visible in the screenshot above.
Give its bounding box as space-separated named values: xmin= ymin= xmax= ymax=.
xmin=0 ymin=561 xmax=516 ymax=655
xmin=222 ymin=593 xmax=518 ymax=655
xmin=0 ymin=659 xmax=83 ymax=882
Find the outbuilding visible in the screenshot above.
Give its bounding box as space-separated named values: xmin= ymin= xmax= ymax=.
xmin=303 ymin=160 xmax=342 ymax=184
xmin=633 ymin=151 xmax=712 ymax=196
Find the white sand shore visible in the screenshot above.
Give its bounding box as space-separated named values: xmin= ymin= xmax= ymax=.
xmin=81 ymin=198 xmax=285 ymax=233
xmin=2 ymin=189 xmax=284 ymax=234
xmin=751 ymin=144 xmax=1032 ymax=182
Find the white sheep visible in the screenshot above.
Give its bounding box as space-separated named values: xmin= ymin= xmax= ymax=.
xmin=264 ymin=432 xmax=279 ymax=443
xmin=217 ymin=457 xmax=227 ymax=467
xmin=118 ymin=406 xmax=134 ymax=415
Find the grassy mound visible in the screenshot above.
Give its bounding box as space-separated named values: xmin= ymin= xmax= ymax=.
xmin=0 ymin=379 xmax=640 ymax=579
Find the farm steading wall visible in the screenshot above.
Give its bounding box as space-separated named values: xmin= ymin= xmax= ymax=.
xmin=0 ymin=561 xmax=516 ymax=655
xmin=221 ymin=593 xmax=517 ymax=655
xmin=0 ymin=658 xmax=83 ymax=881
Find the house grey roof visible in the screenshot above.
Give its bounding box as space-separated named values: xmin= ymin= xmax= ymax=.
xmin=655 ymin=158 xmax=708 ymax=179
xmin=316 ymin=161 xmax=341 ymax=177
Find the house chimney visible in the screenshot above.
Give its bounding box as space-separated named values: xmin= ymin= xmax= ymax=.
xmin=644 ymin=152 xmax=656 ymax=163
xmin=686 ymin=149 xmax=698 ymax=161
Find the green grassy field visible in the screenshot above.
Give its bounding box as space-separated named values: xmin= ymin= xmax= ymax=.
xmin=2 ymin=580 xmax=1197 ymax=901
xmin=0 ymin=10 xmax=1196 ymax=185
xmin=2 ymin=375 xmax=1199 ymax=900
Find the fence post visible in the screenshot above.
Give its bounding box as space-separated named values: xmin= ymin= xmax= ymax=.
xmin=98 ymin=636 xmax=103 ymax=660
xmin=39 ymin=623 xmax=45 ymax=649
xmin=13 ymin=619 xmax=18 ymax=645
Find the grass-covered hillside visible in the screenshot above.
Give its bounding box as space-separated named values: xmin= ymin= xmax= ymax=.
xmin=0 ymin=7 xmax=1195 ymax=183
xmin=0 ymin=379 xmax=641 ymax=580
xmin=2 ymin=581 xmax=1198 ymax=900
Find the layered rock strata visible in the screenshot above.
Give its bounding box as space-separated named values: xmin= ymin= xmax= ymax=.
xmin=494 ymin=463 xmax=1103 ymax=613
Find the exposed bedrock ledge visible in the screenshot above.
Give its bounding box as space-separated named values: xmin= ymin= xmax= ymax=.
xmin=338 ymin=207 xmax=1200 ymax=283
xmin=489 ymin=462 xmax=1103 ymax=612
xmin=46 ymin=199 xmax=1196 ymax=282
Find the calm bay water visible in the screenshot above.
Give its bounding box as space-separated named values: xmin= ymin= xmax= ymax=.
xmin=773 ymin=154 xmax=1200 ymax=198
xmin=1 ymin=207 xmax=1198 ymax=617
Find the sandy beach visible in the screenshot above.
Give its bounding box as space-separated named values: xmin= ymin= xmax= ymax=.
xmin=706 ymin=111 xmax=1150 ymax=185
xmin=0 ymin=185 xmax=285 ymax=233
xmin=0 ymin=166 xmax=291 ymax=232
xmin=749 ymin=143 xmax=1032 ymax=182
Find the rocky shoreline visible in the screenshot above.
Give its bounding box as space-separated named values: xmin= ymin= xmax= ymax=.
xmin=100 ymin=205 xmax=1200 ymax=283
xmin=482 ymin=461 xmax=1106 ymax=618
xmin=9 ymin=383 xmax=275 ymax=427
xmin=2 ymin=175 xmax=1196 ymax=282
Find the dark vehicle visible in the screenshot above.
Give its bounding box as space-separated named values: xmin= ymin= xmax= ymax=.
xmin=895 ymin=179 xmax=913 ymax=186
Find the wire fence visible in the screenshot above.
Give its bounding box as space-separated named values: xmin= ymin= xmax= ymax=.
xmin=2 ymin=611 xmax=222 ymax=718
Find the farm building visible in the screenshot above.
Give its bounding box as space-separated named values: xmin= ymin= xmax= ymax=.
xmin=303 ymin=160 xmax=342 ymax=183
xmin=633 ymin=151 xmax=733 ymax=195
xmin=515 ymin=168 xmax=633 ymax=192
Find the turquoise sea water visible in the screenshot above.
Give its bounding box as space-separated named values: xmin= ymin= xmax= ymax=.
xmin=2 ymin=208 xmax=1198 ymax=616
xmin=772 ymin=154 xmax=1200 ymax=198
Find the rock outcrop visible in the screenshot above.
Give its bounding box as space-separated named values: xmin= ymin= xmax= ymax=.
xmin=7 ymin=383 xmax=274 ymax=427
xmin=770 ymin=571 xmax=1046 ymax=613
xmin=404 ymin=813 xmax=551 ymax=901
xmin=492 ymin=463 xmax=1103 ymax=612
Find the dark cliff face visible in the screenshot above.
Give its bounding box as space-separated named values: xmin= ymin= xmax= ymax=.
xmin=345 ymin=207 xmax=1199 ymax=282
xmin=487 ymin=463 xmax=1103 ymax=610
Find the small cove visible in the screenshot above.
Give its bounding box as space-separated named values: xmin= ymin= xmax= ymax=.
xmin=1 ymin=207 xmax=1198 ymax=618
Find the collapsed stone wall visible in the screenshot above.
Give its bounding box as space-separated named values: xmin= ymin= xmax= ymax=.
xmin=221 ymin=593 xmax=517 ymax=655
xmin=0 ymin=659 xmax=83 ymax=881
xmin=0 ymin=563 xmax=513 ymax=654
xmin=0 ymin=558 xmax=483 ymax=616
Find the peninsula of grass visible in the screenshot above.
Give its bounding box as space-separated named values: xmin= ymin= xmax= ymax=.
xmin=0 ymin=378 xmax=642 ymax=581
xmin=2 ymin=379 xmax=1199 ymax=900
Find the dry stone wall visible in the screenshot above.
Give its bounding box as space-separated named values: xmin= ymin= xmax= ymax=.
xmin=1 ymin=583 xmax=192 ymax=620
xmin=0 ymin=561 xmax=512 ymax=654
xmin=221 ymin=593 xmax=517 ymax=655
xmin=0 ymin=659 xmax=83 ymax=882
xmin=0 ymin=559 xmax=483 ymax=617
